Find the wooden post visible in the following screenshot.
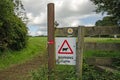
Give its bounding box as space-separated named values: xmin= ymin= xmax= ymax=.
xmin=76 ymin=26 xmax=84 ymax=80
xmin=47 ymin=3 xmax=55 ymax=80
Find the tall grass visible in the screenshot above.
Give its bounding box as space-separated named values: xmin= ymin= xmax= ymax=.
xmin=0 ymin=37 xmax=47 ymax=70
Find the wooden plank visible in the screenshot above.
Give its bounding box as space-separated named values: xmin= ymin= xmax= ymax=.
xmin=84 ymin=42 xmax=120 ymax=51
xmin=76 ymin=26 xmax=84 ymax=80
xmin=84 ymin=26 xmax=120 ymax=36
xmin=95 ymin=65 xmax=119 ymax=73
xmin=55 ymin=27 xmax=78 ymax=37
xmin=86 ymin=57 xmax=112 ymax=66
xmin=55 ymin=26 xmax=120 ymax=36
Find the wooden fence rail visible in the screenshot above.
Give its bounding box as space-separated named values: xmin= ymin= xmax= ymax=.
xmin=84 ymin=26 xmax=120 ymax=36
xmin=55 ymin=26 xmax=120 ymax=36
xmin=84 ymin=42 xmax=120 ymax=51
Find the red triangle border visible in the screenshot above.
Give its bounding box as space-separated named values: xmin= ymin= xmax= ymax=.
xmin=58 ymin=40 xmax=73 ymax=54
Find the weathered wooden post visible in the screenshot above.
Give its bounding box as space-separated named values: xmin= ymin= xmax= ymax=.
xmin=76 ymin=26 xmax=84 ymax=80
xmin=47 ymin=3 xmax=55 ymax=80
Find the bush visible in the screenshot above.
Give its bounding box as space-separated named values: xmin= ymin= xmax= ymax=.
xmin=0 ymin=0 xmax=28 ymax=51
xmin=31 ymin=59 xmax=120 ymax=80
xmin=55 ymin=66 xmax=77 ymax=80
xmin=112 ymin=57 xmax=120 ymax=70
xmin=31 ymin=66 xmax=48 ymax=80
xmin=83 ymin=59 xmax=120 ymax=80
xmin=7 ymin=16 xmax=28 ymax=50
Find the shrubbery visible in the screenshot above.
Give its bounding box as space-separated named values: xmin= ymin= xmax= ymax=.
xmin=31 ymin=60 xmax=120 ymax=80
xmin=0 ymin=0 xmax=28 ymax=52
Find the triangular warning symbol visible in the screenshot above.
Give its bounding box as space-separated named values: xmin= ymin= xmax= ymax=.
xmin=58 ymin=40 xmax=73 ymax=54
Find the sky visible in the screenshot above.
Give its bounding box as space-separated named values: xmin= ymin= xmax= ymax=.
xmin=22 ymin=0 xmax=105 ymax=36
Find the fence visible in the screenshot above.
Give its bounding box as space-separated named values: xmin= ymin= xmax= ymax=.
xmin=85 ymin=42 xmax=120 ymax=51
xmin=55 ymin=26 xmax=120 ymax=51
xmin=55 ymin=26 xmax=120 ymax=36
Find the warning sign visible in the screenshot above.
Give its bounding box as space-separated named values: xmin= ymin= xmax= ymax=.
xmin=55 ymin=37 xmax=76 ymax=65
xmin=58 ymin=40 xmax=73 ymax=54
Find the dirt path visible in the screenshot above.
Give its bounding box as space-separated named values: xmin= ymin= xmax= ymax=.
xmin=0 ymin=54 xmax=47 ymax=80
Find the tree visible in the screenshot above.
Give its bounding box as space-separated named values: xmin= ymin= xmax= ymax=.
xmin=0 ymin=0 xmax=28 ymax=51
xmin=91 ymin=0 xmax=120 ymax=25
xmin=95 ymin=16 xmax=118 ymax=26
xmin=14 ymin=0 xmax=28 ymax=24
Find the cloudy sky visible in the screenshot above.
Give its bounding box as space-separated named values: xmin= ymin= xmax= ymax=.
xmin=22 ymin=0 xmax=105 ymax=36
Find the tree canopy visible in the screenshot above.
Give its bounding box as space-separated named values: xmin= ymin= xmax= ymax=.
xmin=0 ymin=0 xmax=28 ymax=52
xmin=95 ymin=16 xmax=118 ymax=26
xmin=91 ymin=0 xmax=120 ymax=25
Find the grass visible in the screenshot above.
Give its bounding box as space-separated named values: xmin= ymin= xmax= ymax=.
xmin=84 ymin=37 xmax=120 ymax=43
xmin=84 ymin=50 xmax=120 ymax=58
xmin=0 ymin=37 xmax=47 ymax=70
xmin=0 ymin=37 xmax=119 ymax=69
xmin=29 ymin=37 xmax=120 ymax=80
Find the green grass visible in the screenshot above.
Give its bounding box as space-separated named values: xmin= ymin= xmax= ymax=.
xmin=0 ymin=37 xmax=47 ymax=70
xmin=0 ymin=37 xmax=120 ymax=69
xmin=84 ymin=37 xmax=120 ymax=43
xmin=84 ymin=50 xmax=120 ymax=58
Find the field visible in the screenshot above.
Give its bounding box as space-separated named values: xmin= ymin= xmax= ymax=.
xmin=0 ymin=37 xmax=120 ymax=80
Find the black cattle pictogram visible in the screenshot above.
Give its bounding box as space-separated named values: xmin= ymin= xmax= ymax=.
xmin=62 ymin=48 xmax=68 ymax=51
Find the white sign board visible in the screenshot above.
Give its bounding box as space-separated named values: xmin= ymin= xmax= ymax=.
xmin=55 ymin=37 xmax=76 ymax=65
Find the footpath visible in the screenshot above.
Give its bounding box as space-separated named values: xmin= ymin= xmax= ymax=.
xmin=0 ymin=54 xmax=47 ymax=80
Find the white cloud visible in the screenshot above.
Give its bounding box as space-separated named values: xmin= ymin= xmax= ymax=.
xmin=36 ymin=31 xmax=42 ymax=35
xmin=22 ymin=0 xmax=104 ymax=36
xmin=85 ymin=24 xmax=95 ymax=27
xmin=28 ymin=30 xmax=47 ymax=36
xmin=71 ymin=20 xmax=80 ymax=26
xmin=33 ymin=13 xmax=46 ymax=24
xmin=55 ymin=0 xmax=96 ymax=18
xmin=28 ymin=31 xmax=36 ymax=36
